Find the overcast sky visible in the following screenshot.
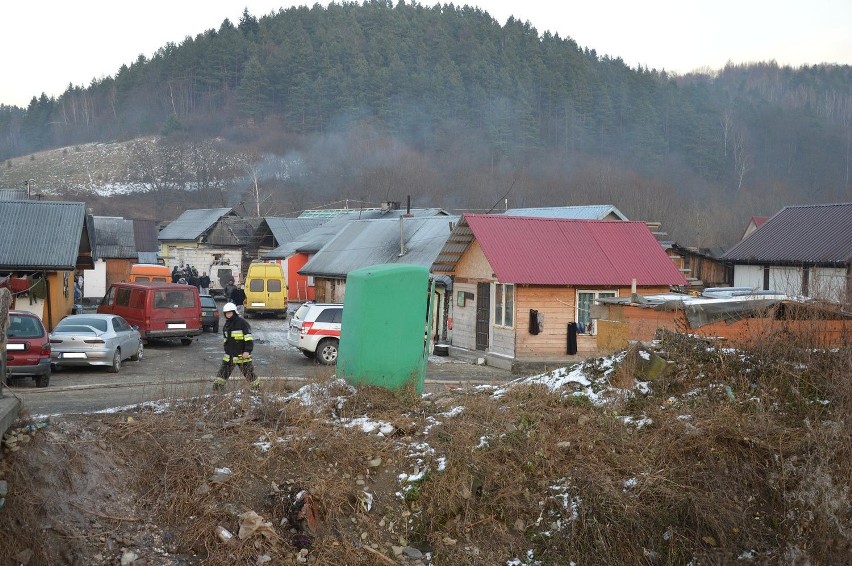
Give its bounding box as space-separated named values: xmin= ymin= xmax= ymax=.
xmin=2 ymin=0 xmax=849 ymax=107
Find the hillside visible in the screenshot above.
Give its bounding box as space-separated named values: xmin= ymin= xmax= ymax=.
xmin=2 ymin=333 xmax=851 ymax=564
xmin=1 ymin=2 xmax=850 ymax=245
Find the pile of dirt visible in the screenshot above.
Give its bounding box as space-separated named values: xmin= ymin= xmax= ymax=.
xmin=1 ymin=333 xmax=851 ymax=565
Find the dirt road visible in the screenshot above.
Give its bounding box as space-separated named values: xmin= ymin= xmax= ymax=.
xmin=6 ymin=315 xmax=511 ymax=416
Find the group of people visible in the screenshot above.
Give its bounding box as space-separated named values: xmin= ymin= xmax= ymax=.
xmin=171 ymin=264 xmax=211 ymax=295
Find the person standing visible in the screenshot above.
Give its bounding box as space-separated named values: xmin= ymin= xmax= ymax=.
xmin=229 ymin=283 xmax=247 ymax=316
xmin=199 ymin=272 xmax=211 ymax=295
xmin=212 ymin=302 xmax=259 ymax=391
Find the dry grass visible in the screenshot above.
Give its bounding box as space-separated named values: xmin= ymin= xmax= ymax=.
xmin=2 ymin=331 xmax=851 ymax=565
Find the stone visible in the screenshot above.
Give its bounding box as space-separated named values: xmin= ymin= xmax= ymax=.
xmin=120 ymin=550 xmax=139 ymax=565
xmin=367 ymin=456 xmax=382 ymax=468
xmin=0 ymin=480 xmax=7 ymax=497
xmin=392 ymin=546 xmax=405 ymax=556
xmin=442 ymin=536 xmax=457 ymax=546
xmin=402 ymin=546 xmax=423 ymax=559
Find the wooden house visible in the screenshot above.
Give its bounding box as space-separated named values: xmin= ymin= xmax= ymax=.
xmin=432 ymin=214 xmax=686 ymax=371
xmin=83 ymin=216 xmax=160 ymax=300
xmin=662 ymin=242 xmax=731 ymax=289
xmin=0 ymin=200 xmax=93 ymax=329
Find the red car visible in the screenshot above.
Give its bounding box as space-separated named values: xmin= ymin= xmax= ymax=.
xmin=4 ymin=311 xmax=51 ymax=388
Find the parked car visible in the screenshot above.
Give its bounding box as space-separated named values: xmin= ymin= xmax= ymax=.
xmin=200 ymin=294 xmax=220 ymax=332
xmin=244 ymin=262 xmax=288 ymax=318
xmin=50 ymin=314 xmax=143 ymax=373
xmin=97 ymin=282 xmax=201 ymax=345
xmin=4 ymin=311 xmax=51 ymax=387
xmin=287 ymin=303 xmax=343 ymax=365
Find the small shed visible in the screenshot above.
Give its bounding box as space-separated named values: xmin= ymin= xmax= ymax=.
xmin=0 ymin=200 xmax=93 ymax=329
xmin=84 ymin=216 xmax=160 ymax=300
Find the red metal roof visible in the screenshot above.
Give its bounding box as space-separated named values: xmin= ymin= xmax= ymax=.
xmin=463 ymin=214 xmax=687 ymax=286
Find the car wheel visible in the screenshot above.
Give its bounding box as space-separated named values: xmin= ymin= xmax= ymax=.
xmin=212 ymin=323 xmax=219 ymax=333
xmin=109 ymin=349 xmax=122 ymax=373
xmin=35 ymin=374 xmax=50 ymax=388
xmin=180 ymin=338 xmax=193 ymax=346
xmin=316 ymin=339 xmax=338 ymax=365
xmin=130 ymin=341 xmax=143 ymax=361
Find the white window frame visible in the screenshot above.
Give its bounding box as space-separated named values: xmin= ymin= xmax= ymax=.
xmin=576 ymin=290 xmax=618 ymax=335
xmin=494 ymin=283 xmax=514 ymax=328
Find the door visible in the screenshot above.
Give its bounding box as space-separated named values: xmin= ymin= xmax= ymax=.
xmin=475 ymin=283 xmax=490 ymax=351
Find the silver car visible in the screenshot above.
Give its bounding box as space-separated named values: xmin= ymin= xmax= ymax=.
xmin=50 ymin=314 xmax=143 ymax=373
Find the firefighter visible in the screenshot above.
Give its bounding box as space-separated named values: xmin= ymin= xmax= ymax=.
xmin=213 ymin=302 xmax=259 ymax=391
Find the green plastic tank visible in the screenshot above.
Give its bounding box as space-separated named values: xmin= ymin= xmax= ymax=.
xmin=337 ymin=264 xmax=434 ymax=394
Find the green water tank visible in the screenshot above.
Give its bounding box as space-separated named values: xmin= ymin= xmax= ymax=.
xmin=337 ymin=264 xmax=434 ymax=394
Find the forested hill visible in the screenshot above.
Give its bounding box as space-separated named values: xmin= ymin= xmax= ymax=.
xmin=0 ymin=1 xmax=849 ymax=245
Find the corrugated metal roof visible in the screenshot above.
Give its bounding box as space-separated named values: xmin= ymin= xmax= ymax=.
xmin=723 ymin=202 xmax=852 ymax=265
xmin=300 ymin=216 xmax=460 ymax=277
xmin=504 ymin=205 xmax=628 ymax=220
xmin=266 ymin=208 xmax=449 ymax=258
xmin=133 ymin=220 xmax=160 ymax=253
xmin=264 ymin=217 xmax=328 ymax=246
xmin=0 ymin=189 xmax=29 ymax=201
xmin=92 ymin=216 xmax=137 ymax=259
xmin=0 ymin=200 xmax=87 ymax=269
xmin=434 ymin=214 xmax=686 ymax=286
xmin=158 ymin=208 xmax=233 ymax=241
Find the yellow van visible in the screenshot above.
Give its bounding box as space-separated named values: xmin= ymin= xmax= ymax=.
xmin=128 ymin=263 xmax=171 ymax=283
xmin=244 ymin=262 xmax=288 ymax=317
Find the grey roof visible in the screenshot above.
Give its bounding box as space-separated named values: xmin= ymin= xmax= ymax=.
xmin=0 ymin=189 xmax=29 ymax=201
xmin=264 ymin=217 xmax=328 ymax=246
xmin=158 ymin=208 xmax=234 ymax=241
xmin=92 ymin=216 xmax=137 ymax=259
xmin=722 ymin=202 xmax=852 ymax=265
xmin=504 ymin=205 xmax=628 ymax=221
xmin=133 ymin=220 xmax=160 ymax=253
xmin=265 ymin=208 xmax=449 ymax=258
xmin=300 ymin=216 xmax=460 ymax=278
xmin=0 ymin=200 xmax=88 ymax=269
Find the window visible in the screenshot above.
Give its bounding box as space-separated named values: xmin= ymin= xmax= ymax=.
xmin=154 ymin=290 xmax=195 ymax=309
xmin=315 ymin=307 xmax=342 ymax=323
xmin=112 ymin=317 xmax=131 ymax=333
xmin=249 ymin=279 xmax=264 ymax=292
xmin=494 ymin=284 xmax=514 ymax=327
xmin=268 ymin=279 xmax=282 ymax=293
xmin=116 ymin=288 xmax=132 ymax=306
xmin=102 ymin=286 xmax=115 ymax=305
xmin=576 ymin=290 xmax=617 ymax=334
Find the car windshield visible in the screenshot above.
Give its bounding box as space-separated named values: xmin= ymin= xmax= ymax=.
xmin=6 ymin=315 xmax=44 ymax=338
xmin=200 ymin=297 xmax=216 ymax=308
xmin=56 ymin=317 xmax=108 ymax=332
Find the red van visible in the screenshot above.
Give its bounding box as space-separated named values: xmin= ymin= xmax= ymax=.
xmin=97 ymin=282 xmax=202 ymax=345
